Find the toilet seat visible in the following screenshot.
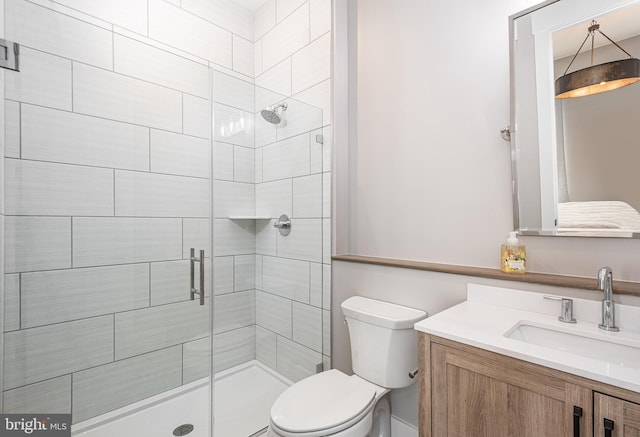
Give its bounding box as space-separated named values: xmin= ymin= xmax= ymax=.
xmin=269 ymin=370 xmax=378 ymax=437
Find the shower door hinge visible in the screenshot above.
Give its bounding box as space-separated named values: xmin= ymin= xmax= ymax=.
xmin=315 ymin=134 xmax=324 ymax=144
xmin=0 ymin=39 xmax=20 ymax=72
xmin=315 ymin=362 xmax=324 ymax=373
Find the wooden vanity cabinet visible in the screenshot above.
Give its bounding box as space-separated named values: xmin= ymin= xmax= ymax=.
xmin=594 ymin=393 xmax=640 ymax=437
xmin=419 ymin=333 xmax=640 ymax=437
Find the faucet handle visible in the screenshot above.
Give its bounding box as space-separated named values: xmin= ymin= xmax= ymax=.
xmin=544 ymin=295 xmax=577 ymax=323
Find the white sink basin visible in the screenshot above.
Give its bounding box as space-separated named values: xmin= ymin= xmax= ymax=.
xmin=505 ymin=322 xmax=640 ymax=368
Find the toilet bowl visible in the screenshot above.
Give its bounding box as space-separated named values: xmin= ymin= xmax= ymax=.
xmin=267 ymin=369 xmax=389 ymax=437
xmin=268 ymin=297 xmax=426 ymax=437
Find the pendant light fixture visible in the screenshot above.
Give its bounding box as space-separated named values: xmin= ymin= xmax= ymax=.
xmin=555 ymin=20 xmax=640 ymax=99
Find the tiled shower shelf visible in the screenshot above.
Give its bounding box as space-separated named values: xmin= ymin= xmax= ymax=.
xmin=228 ymin=216 xmax=272 ymax=220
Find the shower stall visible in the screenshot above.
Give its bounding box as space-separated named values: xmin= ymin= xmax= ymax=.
xmin=0 ymin=1 xmax=332 ymax=436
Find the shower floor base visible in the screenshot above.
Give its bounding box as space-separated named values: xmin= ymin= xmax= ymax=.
xmin=73 ymin=360 xmax=291 ymax=437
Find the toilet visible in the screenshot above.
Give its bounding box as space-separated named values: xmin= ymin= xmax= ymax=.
xmin=268 ymin=296 xmax=427 ymax=437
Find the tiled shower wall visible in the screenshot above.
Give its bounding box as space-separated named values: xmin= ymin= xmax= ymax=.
xmin=252 ymin=0 xmax=332 ymax=381
xmin=0 ymin=0 xmax=5 ymax=409
xmin=211 ymin=0 xmax=333 ymax=382
xmin=2 ymin=0 xmax=332 ymax=424
xmin=212 ymin=81 xmax=329 ymax=384
xmin=1 ymin=0 xmax=254 ymax=423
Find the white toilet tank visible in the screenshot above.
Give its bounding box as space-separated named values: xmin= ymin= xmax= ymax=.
xmin=341 ymin=296 xmax=427 ymax=389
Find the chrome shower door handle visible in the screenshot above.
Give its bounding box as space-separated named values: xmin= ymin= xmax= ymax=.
xmin=189 ymin=248 xmax=205 ymax=306
xmin=190 ymin=248 xmax=196 ymax=301
xmin=198 ymin=249 xmax=204 ymax=305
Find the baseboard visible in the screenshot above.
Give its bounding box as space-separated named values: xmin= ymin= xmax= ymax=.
xmin=391 ymin=415 xmax=418 ymax=437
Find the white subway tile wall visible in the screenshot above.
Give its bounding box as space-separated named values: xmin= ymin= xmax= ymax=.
xmin=310 ymin=262 xmax=323 ymax=307
xmin=113 ymin=35 xmax=210 ymax=98
xmin=183 ymin=0 xmax=254 ymax=41
xmin=3 ymin=0 xmax=225 ymax=422
xmin=5 ymin=0 xmax=113 ymax=70
xmin=256 ymin=57 xmax=293 ymax=96
xmin=233 ymin=35 xmax=255 ymax=77
xmin=3 ymin=275 xmax=20 ymax=333
xmin=72 ymin=347 xmax=184 ymax=422
xmin=4 ymin=101 xmax=20 ymax=159
xmin=20 ymin=264 xmax=150 ymax=328
xmin=5 ymin=217 xmax=72 ymax=273
xmin=148 ymin=0 xmax=233 ymax=67
xmin=22 ymin=105 xmax=150 ymax=171
xmin=210 ymin=325 xmax=256 ymax=374
xmin=291 ymin=32 xmax=331 ymax=95
xmin=255 ymin=0 xmax=277 ymax=41
xmin=6 ymin=159 xmax=114 ymax=216
xmin=149 ymin=129 xmax=211 ymax=178
xmin=4 ymin=316 xmax=115 ymax=390
xmin=5 ymin=48 xmax=73 ymax=110
xmin=114 ymin=299 xmax=209 ymax=360
xmin=213 ymin=70 xmax=255 ymax=110
xmin=150 ymin=260 xmax=211 ymax=306
xmin=261 ymin=2 xmax=309 ymax=71
xmin=182 ymin=337 xmax=212 ymax=384
xmin=73 ymin=63 xmax=184 ymax=132
xmin=2 ymin=0 xmax=331 ymax=422
xmin=3 ymin=376 xmax=72 ymax=415
xmin=251 ymin=0 xmax=331 ymax=380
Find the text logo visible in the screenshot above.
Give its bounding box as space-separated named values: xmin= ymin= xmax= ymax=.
xmin=0 ymin=415 xmax=71 ymax=436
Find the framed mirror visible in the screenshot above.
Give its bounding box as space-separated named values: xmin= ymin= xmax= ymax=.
xmin=510 ymin=0 xmax=640 ymax=238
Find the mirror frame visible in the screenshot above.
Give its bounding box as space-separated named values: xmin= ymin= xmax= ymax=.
xmin=509 ymin=0 xmax=559 ymax=237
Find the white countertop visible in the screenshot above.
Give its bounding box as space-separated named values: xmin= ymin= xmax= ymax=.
xmin=414 ymin=284 xmax=640 ymax=393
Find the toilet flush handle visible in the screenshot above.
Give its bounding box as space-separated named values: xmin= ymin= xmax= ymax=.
xmin=408 ymin=368 xmax=418 ymax=379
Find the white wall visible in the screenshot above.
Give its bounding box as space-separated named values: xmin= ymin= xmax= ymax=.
xmin=341 ymin=0 xmax=640 ymax=278
xmin=332 ymin=0 xmax=640 ymax=429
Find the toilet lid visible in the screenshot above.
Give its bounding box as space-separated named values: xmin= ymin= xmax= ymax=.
xmin=270 ymin=370 xmax=377 ymax=434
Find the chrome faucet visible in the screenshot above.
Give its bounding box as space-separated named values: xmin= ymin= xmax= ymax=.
xmin=597 ymin=266 xmax=619 ymax=332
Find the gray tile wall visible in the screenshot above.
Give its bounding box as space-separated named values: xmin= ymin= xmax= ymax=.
xmin=1 ymin=35 xmax=6 ymax=408
xmin=2 ymin=0 xmax=253 ymax=424
xmin=212 ymin=64 xmax=330 ymax=383
xmin=2 ymin=0 xmax=332 ymax=422
xmin=252 ymin=0 xmax=332 ymax=383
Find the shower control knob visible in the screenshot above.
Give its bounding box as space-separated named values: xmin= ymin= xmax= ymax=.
xmin=273 ymin=214 xmax=291 ymax=236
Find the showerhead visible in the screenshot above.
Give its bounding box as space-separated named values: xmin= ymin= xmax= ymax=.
xmin=261 ymin=102 xmax=288 ymax=125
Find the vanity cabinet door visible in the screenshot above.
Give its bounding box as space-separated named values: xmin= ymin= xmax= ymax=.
xmin=428 ymin=340 xmax=591 ymax=437
xmin=594 ymin=393 xmax=640 ymax=437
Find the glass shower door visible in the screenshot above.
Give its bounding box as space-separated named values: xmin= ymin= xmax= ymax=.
xmin=1 ymin=1 xmax=213 ymax=435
